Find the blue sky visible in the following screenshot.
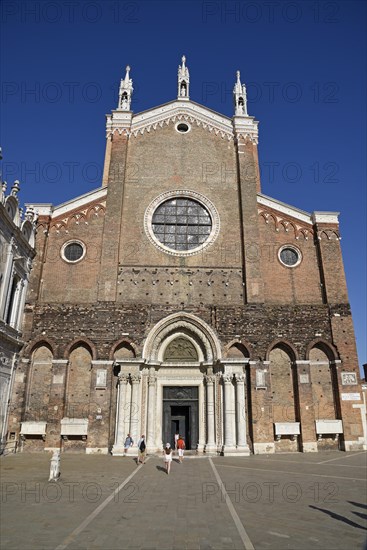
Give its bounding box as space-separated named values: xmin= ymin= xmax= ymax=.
xmin=1 ymin=0 xmax=366 ymax=370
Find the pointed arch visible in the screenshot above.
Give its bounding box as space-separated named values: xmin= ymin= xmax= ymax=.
xmin=64 ymin=338 xmax=97 ymax=360
xmin=23 ymin=337 xmax=57 ymax=359
xmin=25 ymin=343 xmax=54 ymax=421
xmin=65 ymin=343 xmax=93 ymax=418
xmin=306 ymin=339 xmax=338 ymax=362
xmin=111 ymin=339 xmax=137 ymax=360
xmin=265 ymin=339 xmax=298 ymax=362
xmin=224 ymin=339 xmax=251 ymax=359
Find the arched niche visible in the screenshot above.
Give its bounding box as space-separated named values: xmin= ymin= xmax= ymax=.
xmin=269 ymin=343 xmax=297 ymax=424
xmin=66 ymin=345 xmax=92 ymax=418
xmin=113 ymin=342 xmax=136 ymax=360
xmin=26 ymin=345 xmax=53 ymax=421
xmin=309 ymin=344 xmax=337 ymax=420
xmin=227 ymin=342 xmax=250 ymax=359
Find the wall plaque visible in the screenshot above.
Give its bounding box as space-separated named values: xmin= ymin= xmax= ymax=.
xmin=341 ymin=372 xmax=357 ymax=385
xmin=52 ymin=374 xmax=64 ymax=384
xmin=341 ymin=393 xmax=360 ymax=401
xmin=255 ymin=370 xmax=266 ymax=388
xmin=96 ymin=369 xmax=107 ymax=388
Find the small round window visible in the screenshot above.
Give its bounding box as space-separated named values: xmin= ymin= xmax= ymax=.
xmin=62 ymin=241 xmax=85 ymax=263
xmin=278 ymin=245 xmax=301 ymax=268
xmin=176 ymin=122 xmax=190 ymax=133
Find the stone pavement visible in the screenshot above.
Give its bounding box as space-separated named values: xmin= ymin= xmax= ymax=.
xmin=1 ymin=451 xmax=366 ymax=550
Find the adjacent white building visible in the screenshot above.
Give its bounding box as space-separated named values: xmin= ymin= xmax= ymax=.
xmin=0 ymin=163 xmax=36 ymax=450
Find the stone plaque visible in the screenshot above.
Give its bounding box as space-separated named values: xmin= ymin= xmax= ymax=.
xmin=15 ymin=372 xmax=25 ymax=383
xmin=255 ymin=370 xmax=266 ymax=388
xmin=96 ymin=369 xmax=107 ymax=388
xmin=341 ymin=372 xmax=357 ymax=385
xmin=299 ymin=374 xmax=310 ymax=384
xmin=52 ymin=374 xmax=64 ymax=385
xmin=341 ymin=393 xmax=360 ymax=401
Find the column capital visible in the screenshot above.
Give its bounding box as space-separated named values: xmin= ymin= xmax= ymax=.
xmin=222 ymin=373 xmax=233 ymax=384
xmin=148 ymin=374 xmax=157 ymax=386
xmin=204 ymin=374 xmax=215 ymax=385
xmin=130 ymin=373 xmax=141 ymax=384
xmin=235 ymin=373 xmax=246 ymax=384
xmin=118 ymin=373 xmax=129 ymax=384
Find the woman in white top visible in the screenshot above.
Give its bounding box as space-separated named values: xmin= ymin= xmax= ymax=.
xmin=163 ymin=443 xmax=172 ymax=475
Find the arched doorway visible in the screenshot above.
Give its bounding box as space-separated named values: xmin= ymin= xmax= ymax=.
xmin=142 ymin=312 xmax=221 ymax=453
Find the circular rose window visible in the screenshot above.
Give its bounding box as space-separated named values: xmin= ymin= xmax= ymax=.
xmin=152 ymin=198 xmax=211 ymax=251
xmin=145 ymin=191 xmax=220 ymax=257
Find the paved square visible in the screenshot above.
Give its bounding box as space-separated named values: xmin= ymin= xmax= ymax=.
xmin=1 ymin=451 xmax=366 ymax=549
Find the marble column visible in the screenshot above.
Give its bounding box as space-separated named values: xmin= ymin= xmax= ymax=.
xmin=222 ymin=373 xmax=236 ymax=454
xmin=235 ymin=373 xmax=250 ymax=455
xmin=112 ymin=373 xmax=129 ymax=455
xmin=147 ymin=370 xmax=157 ymax=451
xmin=205 ymin=374 xmax=216 ymax=453
xmin=129 ymin=373 xmax=141 ymax=448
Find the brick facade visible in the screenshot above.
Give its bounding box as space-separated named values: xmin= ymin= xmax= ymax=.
xmin=7 ymin=62 xmax=366 ymax=454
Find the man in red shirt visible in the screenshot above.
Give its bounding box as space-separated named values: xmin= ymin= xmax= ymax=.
xmin=177 ymin=435 xmax=186 ymax=463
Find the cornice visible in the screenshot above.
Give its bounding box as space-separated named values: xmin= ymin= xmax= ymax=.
xmin=106 ymin=100 xmax=236 ymax=141
xmin=258 ymin=204 xmax=314 ymax=240
xmin=49 ymin=200 xmax=106 ymax=232
xmin=258 ymin=194 xmax=312 ymax=224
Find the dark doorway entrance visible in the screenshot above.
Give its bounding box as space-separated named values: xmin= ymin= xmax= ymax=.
xmin=163 ymin=387 xmax=198 ymax=450
xmin=171 ymin=406 xmax=190 ymax=449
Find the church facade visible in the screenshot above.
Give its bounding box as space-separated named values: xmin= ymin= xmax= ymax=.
xmin=8 ymin=57 xmax=366 ymax=455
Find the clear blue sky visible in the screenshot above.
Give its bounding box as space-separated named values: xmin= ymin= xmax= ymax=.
xmin=1 ymin=1 xmax=366 ymax=370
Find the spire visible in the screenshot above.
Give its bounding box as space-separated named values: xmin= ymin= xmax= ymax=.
xmin=178 ymin=55 xmax=190 ymax=100
xmin=118 ymin=65 xmax=133 ymax=111
xmin=233 ymin=70 xmax=248 ymax=116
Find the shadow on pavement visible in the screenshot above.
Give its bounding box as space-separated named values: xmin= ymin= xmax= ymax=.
xmin=310 ymin=505 xmax=367 ymax=531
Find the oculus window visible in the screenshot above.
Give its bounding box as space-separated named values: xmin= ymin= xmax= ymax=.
xmin=278 ymin=245 xmax=302 ymax=268
xmin=61 ymin=241 xmax=86 ymax=263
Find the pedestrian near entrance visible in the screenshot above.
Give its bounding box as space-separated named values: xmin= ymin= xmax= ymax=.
xmin=177 ymin=435 xmax=185 ymax=463
xmin=137 ymin=435 xmax=146 ymax=464
xmin=124 ymin=434 xmax=134 ymax=456
xmin=174 ymin=431 xmax=179 ymax=451
xmin=163 ymin=443 xmax=172 ymax=474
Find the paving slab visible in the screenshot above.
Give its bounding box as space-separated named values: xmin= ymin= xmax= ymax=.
xmin=1 ymin=451 xmax=366 ymax=550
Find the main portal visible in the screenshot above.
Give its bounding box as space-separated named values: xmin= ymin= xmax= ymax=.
xmin=162 ymin=386 xmax=199 ymax=450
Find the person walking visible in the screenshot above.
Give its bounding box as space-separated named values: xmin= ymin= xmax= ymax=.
xmin=174 ymin=431 xmax=179 ymax=451
xmin=137 ymin=435 xmax=147 ymax=465
xmin=177 ymin=435 xmax=185 ymax=463
xmin=124 ymin=433 xmax=134 ymax=456
xmin=163 ymin=443 xmax=172 ymax=475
